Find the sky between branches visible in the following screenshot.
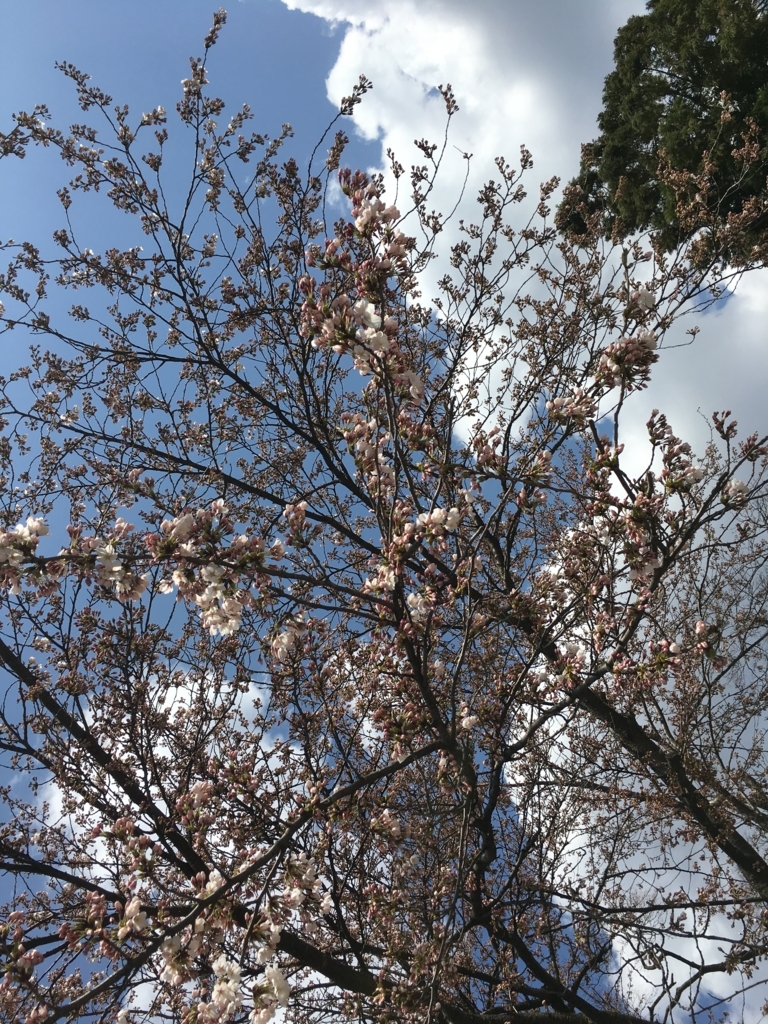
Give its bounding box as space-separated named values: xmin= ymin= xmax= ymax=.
xmin=2 ymin=6 xmax=768 ymax=1020
xmin=3 ymin=0 xmax=767 ymax=471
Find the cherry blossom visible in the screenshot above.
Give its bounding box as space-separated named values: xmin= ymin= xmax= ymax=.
xmin=0 ymin=21 xmax=767 ymax=1024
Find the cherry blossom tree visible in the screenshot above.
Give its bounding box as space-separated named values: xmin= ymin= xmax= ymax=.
xmin=1 ymin=11 xmax=768 ymax=1024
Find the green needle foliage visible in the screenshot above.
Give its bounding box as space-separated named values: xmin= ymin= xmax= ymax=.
xmin=557 ymin=0 xmax=768 ymax=262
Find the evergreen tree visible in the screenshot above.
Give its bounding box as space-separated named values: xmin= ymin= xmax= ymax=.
xmin=557 ymin=0 xmax=768 ymax=260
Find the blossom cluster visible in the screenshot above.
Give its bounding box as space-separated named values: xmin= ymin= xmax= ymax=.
xmin=406 ymin=591 xmax=433 ymax=623
xmin=723 ymin=478 xmax=749 ymax=506
xmin=303 ymin=288 xmax=425 ymax=405
xmin=153 ymin=503 xmax=261 ymax=635
xmin=149 ymin=859 xmax=297 ymax=1024
xmin=546 ymin=386 xmax=597 ymax=422
xmin=459 ymin=704 xmax=479 ymax=730
xmin=597 ymin=329 xmax=658 ymax=390
xmin=198 ymin=955 xmax=243 ymax=1023
xmin=352 ymin=189 xmax=400 ymax=234
xmin=192 ymin=564 xmax=246 ymax=637
xmin=372 ymin=807 xmax=408 ymax=841
xmin=472 ymin=425 xmax=505 ymax=474
xmin=250 ymin=966 xmax=290 ymax=1024
xmin=0 ymin=501 xmax=280 ymax=643
xmin=117 ymin=897 xmax=148 ymax=942
xmin=271 ymin=616 xmax=306 ymax=663
xmin=297 ymin=179 xmax=425 ymax=413
xmin=416 ymin=507 xmax=461 ymax=533
xmin=0 ymin=517 xmax=50 ymax=593
xmin=647 ymin=411 xmax=705 ymax=492
xmin=363 ymin=504 xmax=461 ymax=601
xmin=363 ymin=563 xmax=397 ymax=595
xmin=342 ymin=414 xmax=397 ymax=498
xmin=630 ymin=285 xmax=656 ymax=312
xmin=594 ymin=495 xmax=663 ymax=585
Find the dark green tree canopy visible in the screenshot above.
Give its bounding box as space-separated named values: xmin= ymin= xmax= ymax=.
xmin=557 ymin=0 xmax=768 ymax=258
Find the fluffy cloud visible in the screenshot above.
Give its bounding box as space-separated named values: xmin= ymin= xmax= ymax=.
xmin=283 ymin=0 xmax=768 ymax=469
xmin=283 ymin=0 xmax=642 ymax=187
xmin=619 ymin=272 xmax=768 ymax=480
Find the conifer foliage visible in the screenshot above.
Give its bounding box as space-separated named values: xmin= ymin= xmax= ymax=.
xmin=557 ymin=0 xmax=768 ymax=262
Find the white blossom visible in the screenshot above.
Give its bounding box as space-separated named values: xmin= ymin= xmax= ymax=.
xmin=444 ymin=508 xmax=461 ymax=530
xmin=271 ymin=620 xmax=303 ymax=662
xmin=169 ymin=513 xmax=195 ymax=541
xmin=24 ymin=517 xmax=49 ymax=537
xmin=282 ymin=886 xmax=306 ymax=908
xmin=202 ymin=563 xmax=226 ymax=583
xmin=406 ymin=592 xmax=430 ymax=623
xmin=632 ymin=286 xmax=656 ymax=310
xmin=268 ymin=539 xmax=285 ymax=561
xmin=116 ymin=573 xmax=150 ymax=602
xmin=197 ymin=955 xmax=243 ymax=1022
xmin=352 ymin=299 xmax=381 ymax=329
xmin=723 ymin=479 xmax=749 ymax=506
xmin=249 ymin=965 xmax=290 ymax=1024
xmin=546 ymin=387 xmax=596 ymax=421
xmin=354 ymin=196 xmax=385 ymax=231
xmin=387 ymin=228 xmax=408 ymax=258
xmin=264 ymin=965 xmax=290 ymax=1007
xmin=117 ymin=896 xmax=148 ymax=940
xmin=203 ymin=869 xmax=224 ymax=896
xmin=364 ymin=328 xmax=390 ymax=353
xmin=377 ymin=808 xmax=402 ymax=839
xmin=680 ymin=465 xmax=704 ymax=486
xmin=364 ymin=564 xmax=396 ymax=593
xmin=195 ymin=586 xmax=244 ymax=636
xmin=95 ymin=543 xmax=124 ymax=581
xmin=399 ymin=369 xmax=424 ymax=403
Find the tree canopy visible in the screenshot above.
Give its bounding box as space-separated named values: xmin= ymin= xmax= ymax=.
xmin=556 ymin=0 xmax=768 ymax=260
xmin=1 ymin=11 xmax=768 ymax=1024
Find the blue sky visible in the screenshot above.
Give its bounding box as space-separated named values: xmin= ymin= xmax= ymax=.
xmin=0 ymin=1 xmax=379 ymax=242
xmin=2 ymin=1 xmax=344 ymax=147
xmin=1 ymin=0 xmax=641 ymax=247
xmin=4 ymin=0 xmax=766 ymax=471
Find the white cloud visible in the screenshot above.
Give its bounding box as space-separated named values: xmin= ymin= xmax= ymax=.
xmin=283 ymin=0 xmax=767 ymax=473
xmin=281 ymin=1 xmax=646 ymax=306
xmin=615 ymin=269 xmax=768 ymax=482
xmin=284 ymin=0 xmax=643 ymax=186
